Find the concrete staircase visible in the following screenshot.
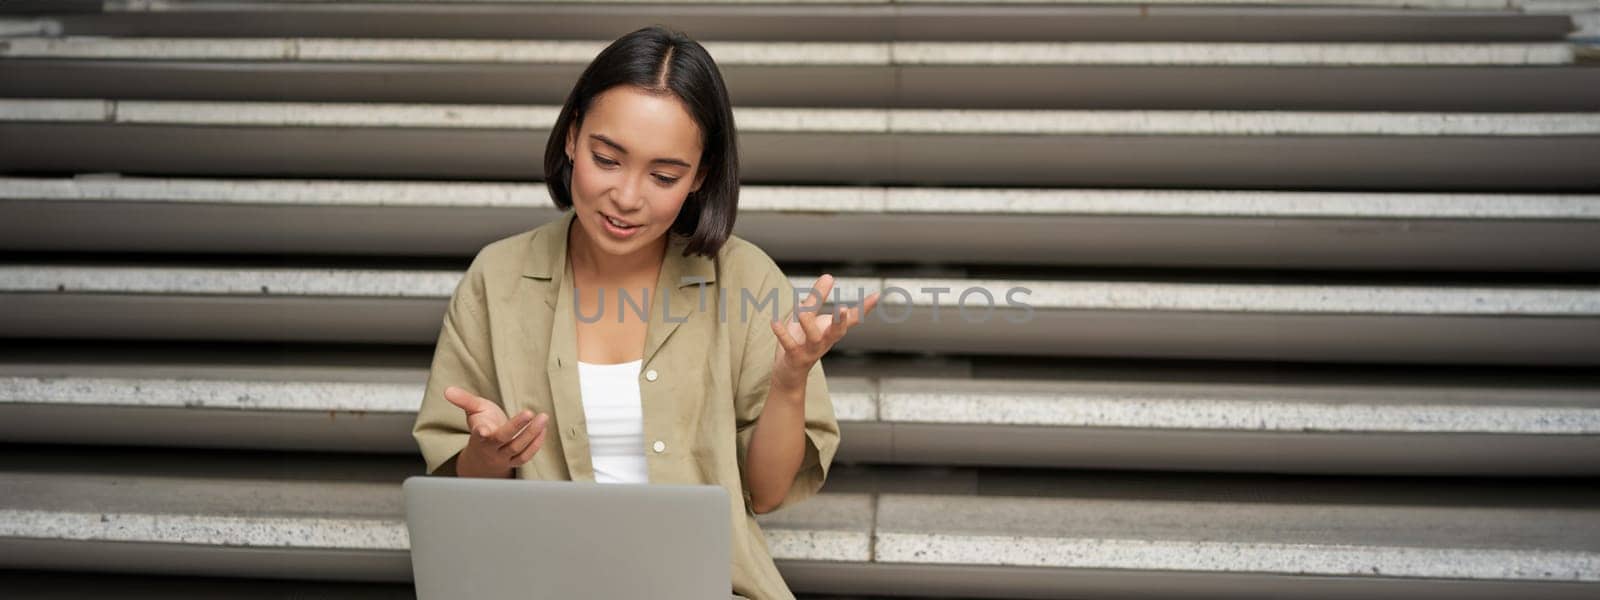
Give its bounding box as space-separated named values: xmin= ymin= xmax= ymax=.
xmin=2 ymin=0 xmax=1599 ymax=597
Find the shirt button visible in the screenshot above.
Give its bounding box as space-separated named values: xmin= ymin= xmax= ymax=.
xmin=652 ymin=440 xmax=666 ymax=453
xmin=645 ymin=369 xmax=659 ymax=382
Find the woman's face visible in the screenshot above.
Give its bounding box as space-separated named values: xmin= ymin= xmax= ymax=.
xmin=564 ymin=85 xmax=707 ymax=259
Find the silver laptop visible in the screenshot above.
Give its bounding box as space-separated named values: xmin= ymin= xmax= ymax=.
xmin=403 ymin=476 xmax=730 ymax=599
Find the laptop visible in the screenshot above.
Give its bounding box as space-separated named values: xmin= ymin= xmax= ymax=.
xmin=403 ymin=476 xmax=731 ymax=600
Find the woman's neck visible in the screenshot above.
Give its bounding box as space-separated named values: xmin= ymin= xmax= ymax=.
xmin=567 ymin=215 xmax=667 ymax=287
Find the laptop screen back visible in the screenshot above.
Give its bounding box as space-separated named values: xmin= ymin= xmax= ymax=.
xmin=404 ymin=476 xmax=730 ymax=600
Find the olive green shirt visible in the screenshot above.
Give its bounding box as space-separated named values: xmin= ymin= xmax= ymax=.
xmin=412 ymin=211 xmax=840 ymax=600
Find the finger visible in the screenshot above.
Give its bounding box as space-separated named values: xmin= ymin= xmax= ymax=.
xmin=770 ymin=318 xmax=801 ymax=354
xmin=501 ymin=413 xmax=548 ymax=454
xmin=856 ymin=292 xmax=881 ymax=323
xmin=444 ymin=386 xmax=487 ymax=414
xmin=492 ymin=410 xmax=534 ymax=445
xmin=802 ymin=273 xmax=835 ymax=314
xmin=831 ymin=292 xmax=878 ymax=340
xmin=835 ymin=305 xmax=853 ymax=330
xmin=808 ymin=308 xmax=839 ymax=343
xmin=824 ymin=307 xmax=850 ymax=342
xmin=795 ymin=293 xmax=827 ymax=344
xmin=795 ymin=274 xmax=834 ymax=341
xmin=796 ymin=308 xmax=825 ymax=345
xmin=498 ymin=412 xmax=543 ymax=455
xmin=447 ymin=388 xmax=510 ymax=429
xmin=496 ymin=410 xmax=533 ymax=444
xmin=510 ymin=426 xmax=548 ymax=466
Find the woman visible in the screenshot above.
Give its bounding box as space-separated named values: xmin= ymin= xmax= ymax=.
xmin=411 ymin=25 xmax=878 ymax=600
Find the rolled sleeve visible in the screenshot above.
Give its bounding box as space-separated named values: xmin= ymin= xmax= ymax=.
xmin=413 ymin=255 xmax=501 ymax=477
xmin=732 ymin=253 xmax=842 ymax=514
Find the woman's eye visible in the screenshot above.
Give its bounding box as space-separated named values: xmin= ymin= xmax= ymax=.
xmin=591 ymin=153 xmax=675 ymax=184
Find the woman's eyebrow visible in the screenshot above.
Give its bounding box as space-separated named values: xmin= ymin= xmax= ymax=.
xmin=590 ymin=133 xmax=692 ymax=168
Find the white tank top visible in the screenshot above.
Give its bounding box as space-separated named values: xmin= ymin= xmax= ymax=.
xmin=576 ymin=359 xmax=649 ymax=484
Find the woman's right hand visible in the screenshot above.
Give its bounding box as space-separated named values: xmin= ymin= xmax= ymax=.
xmin=443 ymin=386 xmax=550 ymax=478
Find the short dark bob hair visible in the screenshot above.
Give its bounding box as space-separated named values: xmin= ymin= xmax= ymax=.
xmin=544 ymin=25 xmax=740 ymax=257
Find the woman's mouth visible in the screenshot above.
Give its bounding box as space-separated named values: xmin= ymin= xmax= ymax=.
xmin=600 ymin=212 xmax=642 ymax=239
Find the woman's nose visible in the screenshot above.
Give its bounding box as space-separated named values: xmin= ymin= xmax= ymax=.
xmin=609 ymin=175 xmax=648 ymax=212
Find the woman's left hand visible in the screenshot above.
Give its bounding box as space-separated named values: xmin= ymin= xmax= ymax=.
xmin=769 ymin=273 xmax=880 ymax=391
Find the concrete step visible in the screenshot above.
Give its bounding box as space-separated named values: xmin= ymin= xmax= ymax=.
xmin=3 ymin=2 xmax=1579 ymax=42
xmin=0 ymin=448 xmax=874 ymax=585
xmin=6 ymin=176 xmax=1599 ymax=270
xmin=2 ymin=345 xmax=1597 ymax=474
xmin=0 ymin=570 xmax=418 ymax=599
xmin=3 ymin=100 xmax=1598 ymax=189
xmin=0 ymin=570 xmax=911 ymax=600
xmin=6 ymin=39 xmax=1596 ymax=110
xmin=2 ymin=263 xmax=1597 ymax=365
xmin=0 ymin=451 xmax=1596 ymax=598
xmin=849 ymin=490 xmax=1600 ymax=599
xmin=12 ymin=38 xmax=1576 ymax=65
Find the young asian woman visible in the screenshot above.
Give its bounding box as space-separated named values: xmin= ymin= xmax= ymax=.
xmin=411 ymin=25 xmax=880 ymax=600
